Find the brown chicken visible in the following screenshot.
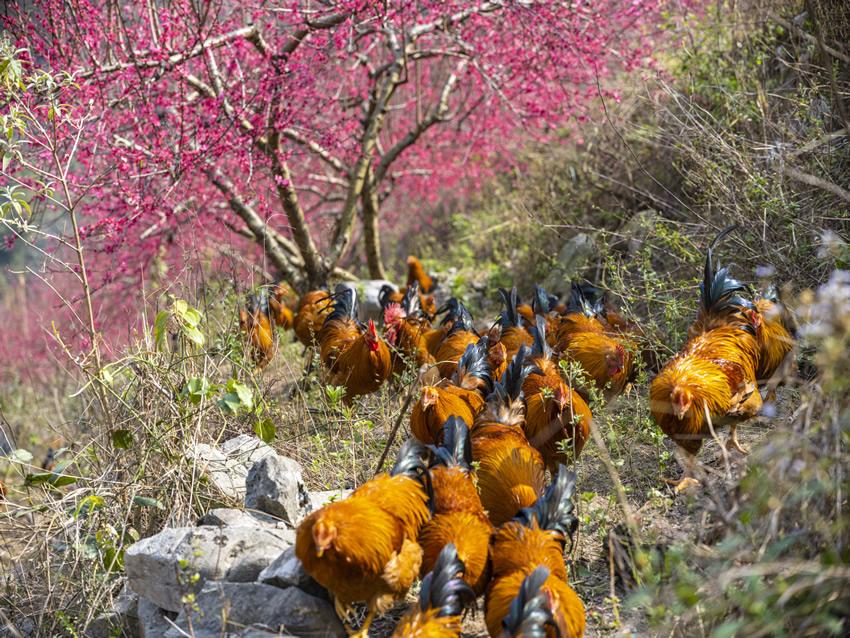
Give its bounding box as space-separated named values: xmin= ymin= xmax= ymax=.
xmin=753 ymin=287 xmax=795 ymax=386
xmin=517 ymin=285 xmax=561 ymax=331
xmin=472 ymin=347 xmax=547 ymax=527
xmin=318 ymin=285 xmax=392 ymax=400
xmin=555 ymin=283 xmax=631 ymax=398
xmin=382 ymin=283 xmax=435 ymax=373
xmin=411 ymin=341 xmax=492 ymax=444
xmin=435 ymin=300 xmax=479 ymax=380
xmin=498 ymin=288 xmax=535 ymax=361
xmin=418 ymin=417 xmax=494 ymax=595
xmin=407 ymin=255 xmax=435 ymax=293
xmin=293 ymin=288 xmax=332 ymax=346
xmin=483 ymin=325 xmax=509 ymax=382
xmin=486 ymin=466 xmax=585 ymax=638
xmin=269 ymin=281 xmax=296 ymax=330
xmin=498 ymin=566 xmax=583 ymax=637
xmin=296 ymin=440 xmax=432 ymax=637
xmin=392 ymin=543 xmax=477 ymax=638
xmin=239 ymin=292 xmax=276 ymax=368
xmin=523 ymin=317 xmax=592 ymax=470
xmin=380 ymin=282 xmax=438 ymax=318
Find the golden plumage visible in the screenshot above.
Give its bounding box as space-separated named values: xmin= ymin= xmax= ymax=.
xmin=294 ymin=289 xmax=332 ymax=346
xmin=411 ymin=385 xmax=482 ymax=444
xmin=435 ymin=330 xmax=479 ymax=380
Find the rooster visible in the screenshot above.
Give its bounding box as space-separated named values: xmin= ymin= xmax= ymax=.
xmin=239 ymin=292 xmax=276 ymax=368
xmin=517 ymin=285 xmax=562 ymax=330
xmin=483 ymin=326 xmax=509 ymax=382
xmin=472 ymin=346 xmax=547 ymax=527
xmin=418 ymin=417 xmax=494 ymax=594
xmin=294 ymin=288 xmax=332 ymax=346
xmin=499 ymin=566 xmax=580 ymax=637
xmin=380 ymin=282 xmax=438 ymax=319
xmin=411 ymin=341 xmax=492 ymax=444
xmin=555 ymin=283 xmax=630 ymax=398
xmin=319 ymin=285 xmax=392 ymax=400
xmin=407 ymin=255 xmax=435 ymax=294
xmin=523 ymin=318 xmax=592 ymax=470
xmin=296 ymin=440 xmax=431 ymax=638
xmin=392 ymin=543 xmax=476 ymax=637
xmin=382 ymin=282 xmax=435 ymax=374
xmin=269 ymin=282 xmax=296 ymax=330
xmin=486 ymin=466 xmax=585 ymax=638
xmin=753 ymin=286 xmax=795 ymax=387
xmin=650 ymin=322 xmax=762 ymax=490
xmin=435 ymin=300 xmax=479 ymax=379
xmin=498 ymin=288 xmax=535 ymax=361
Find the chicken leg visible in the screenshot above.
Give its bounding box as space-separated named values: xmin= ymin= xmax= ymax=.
xmin=664 ymin=448 xmax=701 ymax=493
xmin=349 ymin=608 xmax=376 ymax=638
xmin=725 ymin=423 xmax=749 ymax=454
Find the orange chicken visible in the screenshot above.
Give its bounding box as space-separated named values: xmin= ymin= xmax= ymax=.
xmin=407 ymin=255 xmax=435 ymax=293
xmin=293 ymin=288 xmax=332 ymax=346
xmin=269 ymin=282 xmax=296 ymax=330
xmin=435 ymin=300 xmax=479 ymax=380
xmin=382 ymin=283 xmax=435 ymax=373
xmin=498 ymin=566 xmax=584 ymax=637
xmin=239 ymin=292 xmax=276 ymax=368
xmin=486 ymin=466 xmax=585 ymax=638
xmin=411 ymin=341 xmax=492 ymax=444
xmin=296 ymin=440 xmax=432 ymax=637
xmin=392 ymin=543 xmax=476 ymax=638
xmin=498 ymin=287 xmax=534 ymax=361
xmin=418 ymin=417 xmax=494 ymax=595
xmin=753 ymin=287 xmax=795 ymax=385
xmin=318 ymin=285 xmax=392 ymax=400
xmin=472 ymin=346 xmax=547 ymax=527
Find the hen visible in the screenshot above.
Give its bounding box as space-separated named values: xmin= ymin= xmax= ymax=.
xmin=523 ymin=317 xmax=592 ymax=470
xmin=411 ymin=341 xmax=492 ymax=444
xmin=407 ymin=254 xmax=435 ymax=294
xmin=293 ymin=288 xmax=332 ymax=346
xmin=472 ymin=346 xmax=547 ymax=527
xmin=418 ymin=417 xmax=494 ymax=594
xmin=392 ymin=543 xmax=477 ymax=638
xmin=296 ymin=440 xmax=432 ymax=637
xmin=486 ymin=466 xmax=585 ymax=638
xmin=319 ymin=285 xmax=392 ymax=400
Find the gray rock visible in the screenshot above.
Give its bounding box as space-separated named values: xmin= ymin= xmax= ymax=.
xmin=308 ymin=489 xmax=351 ymax=512
xmin=544 ymin=233 xmax=598 ymax=294
xmin=125 ymin=526 xmax=291 ymax=612
xmin=618 ymin=209 xmax=658 ymax=255
xmin=166 ymin=582 xmax=345 ymax=638
xmin=85 ymin=586 xmax=139 ymax=638
xmin=138 ymin=598 xmax=177 ymax=638
xmin=188 ymin=436 xmax=276 ymax=501
xmin=245 ymin=456 xmax=311 ymax=526
xmin=199 ymin=507 xmax=288 ymax=530
xmin=258 ymin=547 xmax=329 ymax=600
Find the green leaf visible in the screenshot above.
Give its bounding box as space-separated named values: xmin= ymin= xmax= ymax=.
xmin=182 ymin=307 xmax=202 ymax=328
xmin=254 ymin=419 xmax=276 ymax=444
xmin=101 ymin=367 xmax=114 ymax=387
xmin=183 ymin=325 xmax=205 ymax=347
xmin=233 ymin=382 xmax=253 ymax=408
xmin=153 ymin=310 xmax=169 ymax=349
xmin=51 ymin=473 xmax=77 ymax=488
xmin=24 ymin=472 xmax=52 ymax=487
xmin=74 ymin=494 xmax=105 ymax=519
xmin=218 ymin=392 xmax=242 ymax=415
xmin=172 ymin=299 xmax=188 ymax=315
xmin=2 ymin=153 xmax=9 ymax=172
xmin=111 ymin=429 xmax=133 ymax=450
xmin=133 ymin=495 xmax=165 ymax=510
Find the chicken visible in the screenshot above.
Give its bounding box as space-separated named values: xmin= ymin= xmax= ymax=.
xmin=498 ymin=566 xmax=581 ymax=637
xmin=269 ymin=281 xmax=296 ymax=330
xmin=407 ymin=254 xmax=435 ymax=293
xmin=383 ymin=283 xmax=435 ymax=373
xmin=517 ymin=285 xmax=561 ymax=330
xmin=411 ymin=340 xmax=492 ymax=444
xmin=294 ymin=288 xmax=332 ymax=346
xmin=472 ymin=347 xmax=547 ymax=527
xmin=498 ymin=288 xmax=534 ymax=361
xmin=296 ymin=440 xmax=432 ymax=637
xmin=650 ymin=322 xmax=762 ymax=490
xmin=380 ymin=282 xmax=438 ymax=319
xmin=523 ymin=317 xmax=592 ymax=470
xmin=435 ymin=300 xmax=479 ymax=379
xmin=392 ymin=543 xmax=476 ymax=638
xmin=753 ymin=286 xmax=795 ymax=386
xmin=555 ymin=283 xmax=631 ymax=398
xmin=418 ymin=417 xmax=494 ymax=594
xmin=483 ymin=326 xmax=509 ymax=382
xmin=318 ymin=285 xmax=392 ymax=400
xmin=239 ymin=292 xmax=276 ymax=368
xmin=486 ymin=466 xmax=585 ymax=638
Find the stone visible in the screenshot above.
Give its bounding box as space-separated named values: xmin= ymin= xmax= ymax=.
xmin=165 ymin=582 xmax=345 ymax=638
xmin=187 ymin=436 xmax=277 ymax=501
xmin=199 ymin=507 xmax=287 ymax=530
xmin=258 ymin=547 xmax=330 ymax=601
xmin=245 ymin=456 xmax=311 ymax=526
xmin=543 ymin=233 xmax=598 ymax=295
xmin=84 ymin=586 xmax=139 ymax=638
xmin=618 ymin=209 xmax=658 ymax=255
xmin=138 ymin=598 xmax=177 ymax=638
xmin=125 ymin=526 xmax=291 ymax=612
xmin=307 ymin=489 xmax=351 ymax=512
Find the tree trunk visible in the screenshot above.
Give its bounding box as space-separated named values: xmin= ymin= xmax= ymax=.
xmin=362 ymin=165 xmax=387 ymax=280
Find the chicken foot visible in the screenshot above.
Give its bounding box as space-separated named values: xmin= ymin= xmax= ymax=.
xmin=348 ymin=608 xmax=377 ymax=638
xmin=725 ymin=423 xmax=749 ymax=454
xmin=664 ymin=449 xmax=701 ymax=493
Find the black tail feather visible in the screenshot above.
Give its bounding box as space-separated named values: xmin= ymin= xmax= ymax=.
xmin=530 ymin=315 xmax=553 ymax=361
xmin=701 ymin=225 xmax=754 ymax=314
xmin=454 ymin=341 xmax=493 ymax=392
xmin=499 ymin=287 xmax=522 ymax=328
xmin=417 ymin=544 xmax=477 ymax=618
xmin=428 ymin=416 xmax=473 ymax=471
xmin=502 ymin=566 xmax=561 ymax=637
xmin=326 ymin=284 xmax=359 ymax=322
xmin=513 ymin=465 xmax=578 ymax=549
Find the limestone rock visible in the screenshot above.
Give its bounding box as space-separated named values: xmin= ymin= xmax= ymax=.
xmin=245 ymin=456 xmax=311 ymax=526
xmin=258 ymin=547 xmax=329 ymax=601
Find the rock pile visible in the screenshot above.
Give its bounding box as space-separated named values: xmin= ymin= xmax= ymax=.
xmin=92 ymin=435 xmax=349 ymax=638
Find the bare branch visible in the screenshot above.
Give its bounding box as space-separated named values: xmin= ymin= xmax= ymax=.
xmin=780 ymin=165 xmax=850 ymax=203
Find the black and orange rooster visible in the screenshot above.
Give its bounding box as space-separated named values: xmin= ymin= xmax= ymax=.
xmin=269 ymin=281 xmax=296 ymax=330
xmin=499 ymin=566 xmax=574 ymax=637
xmin=472 ymin=346 xmax=547 ymax=527
xmin=435 ymin=300 xmax=479 ymax=380
xmin=407 ymin=255 xmax=435 ymax=294
xmin=498 ymin=288 xmax=535 ymax=361
xmin=239 ymin=291 xmax=276 ymax=368
xmin=486 ymin=466 xmax=586 ymax=638
xmin=382 ymin=282 xmax=435 ymax=374
xmin=418 ymin=416 xmax=494 ymax=595
xmin=319 ymin=285 xmax=392 ymax=400
xmin=392 ymin=543 xmax=477 ymax=637
xmin=296 ymin=440 xmax=432 ymax=637
xmin=411 ymin=341 xmax=492 ymax=445
xmin=293 ymin=288 xmax=332 ymax=346
xmin=523 ymin=317 xmax=592 ymax=470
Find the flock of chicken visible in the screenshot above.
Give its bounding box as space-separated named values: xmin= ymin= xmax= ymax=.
xmin=238 ymin=228 xmax=795 ymax=636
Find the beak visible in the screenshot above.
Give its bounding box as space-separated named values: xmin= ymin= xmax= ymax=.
xmin=316 ymin=548 xmax=324 ymax=558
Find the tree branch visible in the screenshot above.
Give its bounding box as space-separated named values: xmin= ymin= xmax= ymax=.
xmin=780 ymin=165 xmax=850 ymax=203
xmin=282 ymin=128 xmax=348 ymax=175
xmin=362 ymin=163 xmax=386 ymax=279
